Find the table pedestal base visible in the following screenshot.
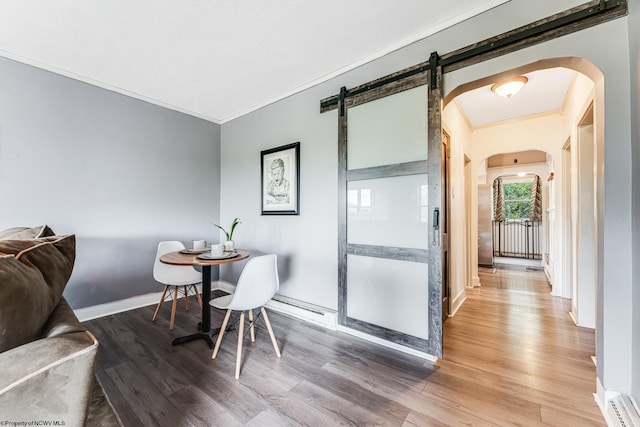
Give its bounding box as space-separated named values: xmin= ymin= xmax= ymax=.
xmin=172 ymin=325 xmax=233 ymax=348
xmin=172 ymin=330 xmax=218 ymax=348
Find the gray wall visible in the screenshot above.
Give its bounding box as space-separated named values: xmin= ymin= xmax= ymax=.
xmin=629 ymin=0 xmax=640 ymax=405
xmin=220 ymin=91 xmax=339 ymax=309
xmin=0 ymin=56 xmax=221 ymax=309
xmin=219 ymin=0 xmax=636 ymax=399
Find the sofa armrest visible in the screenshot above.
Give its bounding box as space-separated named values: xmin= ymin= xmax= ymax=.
xmin=0 ymin=331 xmax=98 ymax=425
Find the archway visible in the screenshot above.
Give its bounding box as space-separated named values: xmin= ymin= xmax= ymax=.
xmin=442 ymin=57 xmax=601 ymax=319
xmin=441 ymin=58 xmax=603 ymax=392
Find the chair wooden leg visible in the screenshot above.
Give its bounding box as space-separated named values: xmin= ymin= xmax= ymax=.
xmin=184 ymin=286 xmax=190 ymax=310
xmin=169 ymin=287 xmax=179 ymax=331
xmin=152 ymin=286 xmax=169 ymax=321
xmin=212 ymin=310 xmax=231 ymax=360
xmin=261 ymin=307 xmax=281 ymax=357
xmin=193 ymin=285 xmax=203 ymax=309
xmin=248 ymin=309 xmax=255 ymax=342
xmin=236 ymin=311 xmax=245 ymax=379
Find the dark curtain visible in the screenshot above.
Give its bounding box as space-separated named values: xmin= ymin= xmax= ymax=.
xmin=492 ymin=177 xmax=505 ymax=221
xmin=529 ymin=175 xmax=543 ymax=221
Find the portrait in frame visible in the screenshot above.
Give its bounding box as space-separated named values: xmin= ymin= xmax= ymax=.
xmin=261 ymin=142 xmax=300 ymax=215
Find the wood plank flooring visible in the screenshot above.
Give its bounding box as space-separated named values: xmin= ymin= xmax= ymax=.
xmin=83 ymin=264 xmax=604 ymax=426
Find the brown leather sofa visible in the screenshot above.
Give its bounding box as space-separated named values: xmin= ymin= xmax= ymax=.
xmin=0 ymin=226 xmax=98 ymax=425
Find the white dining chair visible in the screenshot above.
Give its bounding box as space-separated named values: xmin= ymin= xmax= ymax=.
xmin=152 ymin=240 xmax=203 ymax=330
xmin=210 ymin=254 xmax=281 ymax=379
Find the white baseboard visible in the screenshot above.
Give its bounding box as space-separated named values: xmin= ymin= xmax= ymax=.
xmin=544 ymin=265 xmax=553 ymax=284
xmin=215 ymin=280 xmax=236 ymax=294
xmin=595 ymin=378 xmax=611 ymax=426
xmin=449 ymin=291 xmax=467 ymax=317
xmin=567 ymin=310 xmax=595 ymax=330
xmin=74 ymin=284 xmax=205 ymax=322
xmin=75 ymin=292 xmax=163 ymax=322
xmin=472 ymin=276 xmax=481 ymax=287
xmin=568 ymin=310 xmax=579 ymax=326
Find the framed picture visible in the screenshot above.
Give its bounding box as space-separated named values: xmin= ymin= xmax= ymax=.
xmin=261 ymin=142 xmax=300 ymax=215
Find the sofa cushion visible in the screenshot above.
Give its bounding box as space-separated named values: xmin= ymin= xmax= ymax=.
xmin=0 ymin=225 xmax=55 ymax=240
xmin=0 ymin=234 xmax=76 ymax=352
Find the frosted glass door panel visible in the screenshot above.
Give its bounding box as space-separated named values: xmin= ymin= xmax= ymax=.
xmin=348 ymin=175 xmax=429 ymax=249
xmin=347 ymin=85 xmax=428 ymax=170
xmin=347 ymin=255 xmax=429 ymax=339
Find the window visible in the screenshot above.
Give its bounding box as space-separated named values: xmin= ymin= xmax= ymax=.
xmin=503 ymin=181 xmax=532 ymax=219
xmin=420 ymin=184 xmax=429 ymax=223
xmin=348 ymin=188 xmax=372 ymax=214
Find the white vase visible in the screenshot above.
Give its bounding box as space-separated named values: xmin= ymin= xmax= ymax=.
xmin=224 ymin=240 xmax=234 ymax=251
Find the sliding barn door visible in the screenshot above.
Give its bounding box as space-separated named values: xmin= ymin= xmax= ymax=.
xmin=337 ymin=62 xmax=443 ymax=356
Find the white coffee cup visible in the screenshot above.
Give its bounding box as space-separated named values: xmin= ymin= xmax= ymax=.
xmin=210 ymin=244 xmax=225 ymax=256
xmin=193 ymin=240 xmax=207 ymax=250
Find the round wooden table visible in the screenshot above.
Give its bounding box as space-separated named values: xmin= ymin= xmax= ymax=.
xmin=160 ymin=249 xmax=250 ymax=348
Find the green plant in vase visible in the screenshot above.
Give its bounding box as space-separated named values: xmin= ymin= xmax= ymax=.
xmin=213 ymin=217 xmax=241 ymax=251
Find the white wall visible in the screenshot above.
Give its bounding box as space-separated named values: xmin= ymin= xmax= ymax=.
xmin=0 ymin=56 xmax=221 ymax=308
xmin=628 ymin=0 xmax=640 ymax=405
xmin=219 ymin=0 xmax=634 ymax=398
xmin=560 ymin=73 xmax=597 ymax=327
xmin=443 ymin=102 xmax=473 ymax=313
xmin=574 ymin=122 xmax=596 ymax=329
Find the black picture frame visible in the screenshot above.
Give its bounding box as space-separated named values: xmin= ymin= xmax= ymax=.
xmin=261 ymin=142 xmax=300 ymax=215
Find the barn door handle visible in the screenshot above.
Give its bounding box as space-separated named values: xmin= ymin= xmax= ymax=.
xmin=432 ymin=208 xmax=440 ymax=246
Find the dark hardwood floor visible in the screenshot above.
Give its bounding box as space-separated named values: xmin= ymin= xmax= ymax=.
xmin=84 ymin=264 xmax=604 ymax=426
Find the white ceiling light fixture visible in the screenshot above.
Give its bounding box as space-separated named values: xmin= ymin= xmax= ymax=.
xmin=491 ymin=76 xmax=528 ymax=98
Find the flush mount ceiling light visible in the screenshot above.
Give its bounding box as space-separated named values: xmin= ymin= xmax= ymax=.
xmin=491 ymin=76 xmax=528 ymax=98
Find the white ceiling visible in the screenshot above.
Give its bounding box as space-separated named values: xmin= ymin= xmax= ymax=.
xmin=453 ymin=67 xmax=577 ymax=128
xmin=0 ymin=0 xmax=511 ymax=124
xmin=0 ymin=1 xmax=574 ymax=127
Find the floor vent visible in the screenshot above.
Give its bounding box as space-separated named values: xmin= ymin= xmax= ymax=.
xmin=607 ymin=393 xmax=640 ymax=427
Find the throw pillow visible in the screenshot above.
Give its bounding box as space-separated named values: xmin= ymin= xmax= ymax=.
xmin=0 ymin=225 xmax=55 ymax=240
xmin=0 ymin=234 xmax=76 ymax=352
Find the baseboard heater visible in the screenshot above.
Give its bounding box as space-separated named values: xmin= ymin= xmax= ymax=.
xmin=607 ymin=393 xmax=640 ymax=427
xmin=267 ymin=294 xmax=337 ymax=330
xmin=271 ymin=295 xmax=325 ymax=315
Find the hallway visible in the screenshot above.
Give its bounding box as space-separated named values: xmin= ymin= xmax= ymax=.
xmin=434 ymin=263 xmax=603 ymax=425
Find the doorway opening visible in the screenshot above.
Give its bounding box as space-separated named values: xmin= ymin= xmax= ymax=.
xmin=491 ymin=172 xmax=543 ymax=262
xmin=444 ymin=57 xmax=602 ymax=303
xmin=442 ymin=56 xmax=602 ymax=377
